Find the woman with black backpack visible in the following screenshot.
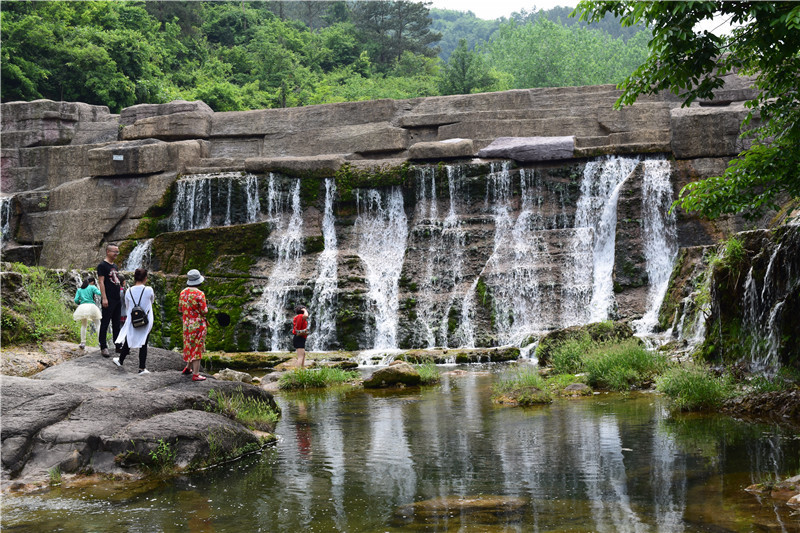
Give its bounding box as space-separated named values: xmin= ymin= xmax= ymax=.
xmin=113 ymin=268 xmax=155 ymax=374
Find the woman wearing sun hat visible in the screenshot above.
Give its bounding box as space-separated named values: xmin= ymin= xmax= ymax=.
xmin=178 ymin=269 xmax=208 ymax=381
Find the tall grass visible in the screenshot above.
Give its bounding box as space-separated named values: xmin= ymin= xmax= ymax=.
xmin=278 ymin=367 xmax=360 ymax=390
xmin=656 ymin=365 xmax=735 ymax=411
xmin=18 ymin=266 xmax=81 ymax=345
xmin=492 ymin=366 xmax=552 ymax=405
xmin=416 ymin=362 xmax=441 ymax=385
xmin=208 ymin=388 xmax=280 ymax=431
xmin=550 ymin=334 xmax=593 ymax=374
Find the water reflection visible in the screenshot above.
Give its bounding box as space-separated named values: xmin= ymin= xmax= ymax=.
xmin=3 ymin=373 xmax=799 ymax=532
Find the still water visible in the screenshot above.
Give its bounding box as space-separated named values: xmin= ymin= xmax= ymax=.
xmin=3 ymin=369 xmax=799 ymax=532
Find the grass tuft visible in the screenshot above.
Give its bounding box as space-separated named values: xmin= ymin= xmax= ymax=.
xmin=492 ymin=366 xmax=553 ymax=405
xmin=208 ymin=387 xmax=280 ymax=431
xmin=656 ymin=364 xmax=736 ymax=411
xmin=416 ymin=362 xmax=441 ymax=385
xmin=278 ymin=367 xmax=360 ymax=390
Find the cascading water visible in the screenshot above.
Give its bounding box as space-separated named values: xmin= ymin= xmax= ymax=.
xmin=355 ymin=187 xmax=408 ymax=350
xmin=1 ymin=196 xmax=12 ymax=244
xmin=572 ymin=156 xmax=640 ymax=323
xmin=253 ymin=176 xmax=304 ymax=351
xmin=308 ymin=179 xmax=338 ymax=351
xmin=633 ymin=158 xmax=678 ymax=335
xmin=124 ymin=239 xmax=153 ymax=271
xmin=742 ymin=244 xmax=784 ymax=372
xmin=169 ymin=172 xmax=262 ymax=231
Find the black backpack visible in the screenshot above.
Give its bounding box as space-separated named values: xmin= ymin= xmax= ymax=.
xmin=129 ymin=287 xmax=149 ymax=328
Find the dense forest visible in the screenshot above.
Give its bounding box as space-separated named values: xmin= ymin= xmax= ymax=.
xmin=1 ymin=0 xmax=651 ymax=112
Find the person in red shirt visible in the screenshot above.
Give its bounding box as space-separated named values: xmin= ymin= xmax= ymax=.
xmin=292 ymin=306 xmax=309 ymax=368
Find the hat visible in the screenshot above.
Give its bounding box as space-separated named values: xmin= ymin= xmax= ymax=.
xmin=186 ymin=269 xmax=205 ymax=286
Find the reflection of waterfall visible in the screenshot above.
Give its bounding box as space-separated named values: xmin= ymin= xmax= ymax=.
xmin=169 ymin=172 xmax=262 ymax=231
xmin=124 ymin=239 xmax=153 ymax=271
xmin=308 ymin=179 xmax=338 ymax=351
xmin=253 ymin=177 xmax=304 ymax=351
xmin=574 ymin=156 xmax=639 ymax=322
xmin=634 ymin=159 xmax=678 ymax=334
xmin=366 ymin=400 xmax=416 ymax=503
xmin=652 ymin=411 xmax=687 ymax=532
xmin=1 ymin=196 xmax=12 ymax=244
xmin=355 ymin=187 xmax=407 ymax=349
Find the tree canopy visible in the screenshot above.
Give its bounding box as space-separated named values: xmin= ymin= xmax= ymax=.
xmin=575 ymin=1 xmax=800 ymax=220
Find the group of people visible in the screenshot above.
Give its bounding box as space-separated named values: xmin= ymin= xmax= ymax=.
xmin=73 ymin=243 xmax=312 ymax=379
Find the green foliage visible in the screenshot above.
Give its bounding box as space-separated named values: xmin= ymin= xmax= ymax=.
xmin=147 ymin=438 xmax=177 ymax=475
xmin=656 ymin=364 xmax=736 ymax=411
xmin=416 ymin=361 xmax=441 ymax=385
xmin=492 ymin=366 xmax=553 ymax=405
xmin=278 ymin=367 xmax=360 ymax=390
xmin=47 ymin=466 xmax=62 ymax=486
xmin=437 ymin=39 xmax=496 ymax=95
xmin=550 ymin=334 xmax=593 ymax=374
xmin=582 ymin=339 xmax=669 ymax=391
xmin=208 ymin=388 xmax=280 ymax=432
xmin=576 ymin=1 xmax=800 ymax=220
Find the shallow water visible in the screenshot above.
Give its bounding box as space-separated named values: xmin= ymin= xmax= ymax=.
xmin=3 ymin=369 xmax=800 ymax=532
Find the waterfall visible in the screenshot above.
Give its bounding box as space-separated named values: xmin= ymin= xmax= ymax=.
xmin=413 ymin=167 xmax=440 ymax=347
xmin=634 ymin=159 xmax=678 ymax=334
xmin=124 ymin=239 xmax=153 ymax=271
xmin=253 ymin=176 xmax=304 ymax=351
xmin=170 ymin=175 xmax=213 ymax=231
xmin=742 ymin=244 xmax=784 ymax=372
xmin=1 ymin=196 xmax=12 ymax=244
xmin=355 ymin=187 xmax=408 ymax=349
xmin=168 ymin=172 xmax=262 ymax=231
xmin=308 ymin=179 xmax=338 ymax=351
xmin=573 ymin=156 xmax=640 ymax=322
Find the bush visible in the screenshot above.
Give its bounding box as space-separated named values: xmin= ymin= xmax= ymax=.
xmin=656 ymin=365 xmax=736 ymax=411
xmin=550 ymin=334 xmax=593 ymax=374
xmin=492 ymin=366 xmax=553 ymax=405
xmin=278 ymin=367 xmax=360 ymax=390
xmin=416 ymin=362 xmax=441 ymax=385
xmin=582 ymin=339 xmax=669 ymax=391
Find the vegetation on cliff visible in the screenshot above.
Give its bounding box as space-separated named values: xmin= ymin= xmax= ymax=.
xmin=1 ymin=1 xmax=650 ymax=112
xmin=576 ymin=1 xmax=800 ymax=220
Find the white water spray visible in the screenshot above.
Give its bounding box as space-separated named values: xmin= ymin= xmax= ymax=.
xmin=308 ymin=179 xmax=339 ymax=351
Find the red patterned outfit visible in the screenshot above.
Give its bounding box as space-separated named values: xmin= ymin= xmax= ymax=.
xmin=179 ymin=287 xmax=208 ymax=362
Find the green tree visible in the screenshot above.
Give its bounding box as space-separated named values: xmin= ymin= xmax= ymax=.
xmin=437 ymin=39 xmax=494 ymax=95
xmin=352 ymin=1 xmax=442 ymax=72
xmin=575 ymin=1 xmax=800 ymax=220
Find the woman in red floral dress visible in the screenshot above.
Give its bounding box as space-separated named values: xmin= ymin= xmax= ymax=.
xmin=179 ymin=269 xmax=208 ymax=381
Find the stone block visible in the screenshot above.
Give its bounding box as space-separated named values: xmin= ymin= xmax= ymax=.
xmin=408 ymin=139 xmax=474 ymax=160
xmin=477 ymin=136 xmax=575 ymax=162
xmin=88 ymin=139 xmax=169 ymax=176
xmin=670 ymin=102 xmax=755 ymax=159
xmin=72 ymin=120 xmax=120 ymax=145
xmin=439 ymin=118 xmax=597 ymax=142
xmin=209 ymin=138 xmax=264 ymax=159
xmin=119 ymin=100 xmax=213 ymax=126
xmin=263 ymin=123 xmax=408 ymax=157
xmin=1 ymin=100 xmax=114 ymax=148
xmin=245 ymin=155 xmax=345 ymax=177
xmin=122 ymin=111 xmax=212 ymax=141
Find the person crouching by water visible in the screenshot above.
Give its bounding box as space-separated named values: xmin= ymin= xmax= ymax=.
xmin=179 ymin=269 xmax=208 ymax=381
xmin=73 ymin=276 xmax=101 ymax=350
xmin=113 ymin=268 xmax=154 ymax=374
xmin=292 ymin=306 xmax=309 ymax=368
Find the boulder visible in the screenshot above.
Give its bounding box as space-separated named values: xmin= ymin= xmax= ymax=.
xmin=1 ymin=100 xmax=114 ymax=148
xmin=120 ymin=100 xmax=213 ymax=126
xmin=536 ymin=322 xmax=636 ymax=367
xmin=408 ymin=138 xmax=474 ymax=160
xmin=88 ymin=139 xmax=207 ymax=177
xmin=670 ymin=102 xmax=756 ymax=159
xmin=1 ymin=347 xmax=279 ymax=484
xmin=477 ymin=136 xmax=575 ymax=162
xmin=214 ymin=368 xmax=253 ymax=383
xmin=363 ymin=362 xmax=421 ymax=388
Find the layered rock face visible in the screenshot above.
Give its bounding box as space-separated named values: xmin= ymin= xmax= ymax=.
xmin=1 ymin=81 xmax=770 ymax=351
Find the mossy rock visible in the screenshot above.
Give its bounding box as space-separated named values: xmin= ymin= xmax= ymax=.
xmin=536 ymin=321 xmax=635 ymax=366
xmin=203 ymin=352 xmax=293 ymax=371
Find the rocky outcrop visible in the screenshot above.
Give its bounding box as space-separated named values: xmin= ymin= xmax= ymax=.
xmin=0 ymin=348 xmax=279 ymax=485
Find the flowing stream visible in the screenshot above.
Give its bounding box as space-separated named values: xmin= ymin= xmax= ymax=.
xmin=4 ymin=371 xmax=798 ymax=532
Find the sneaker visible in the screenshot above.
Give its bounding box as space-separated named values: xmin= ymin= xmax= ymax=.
xmin=101 ymin=348 xmax=110 ymax=357
xmin=138 ymin=369 xmax=150 ymax=374
xmin=192 ymin=374 xmax=207 ymax=381
xmin=79 ymin=343 xmax=85 ymax=350
xmin=112 ymin=357 xmax=122 ymax=367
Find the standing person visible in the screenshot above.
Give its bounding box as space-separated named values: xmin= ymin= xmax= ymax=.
xmin=97 ymin=244 xmax=124 ymax=357
xmin=292 ymin=306 xmax=309 ymax=368
xmin=179 ymin=269 xmax=208 ymax=381
xmin=113 ymin=268 xmax=154 ymax=374
xmin=73 ymin=276 xmax=101 ymax=350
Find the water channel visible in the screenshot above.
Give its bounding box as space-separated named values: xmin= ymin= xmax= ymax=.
xmin=3 ymin=368 xmax=799 ymax=532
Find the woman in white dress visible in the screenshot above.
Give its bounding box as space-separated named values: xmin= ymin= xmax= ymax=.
xmin=113 ymin=268 xmax=155 ymax=374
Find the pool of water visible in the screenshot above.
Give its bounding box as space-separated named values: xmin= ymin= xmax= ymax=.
xmin=3 ymin=368 xmax=799 ymax=532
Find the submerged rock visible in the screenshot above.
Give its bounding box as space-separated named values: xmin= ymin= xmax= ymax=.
xmin=394 ymin=495 xmax=528 ymax=524
xmin=363 ymin=362 xmax=421 ymax=388
xmin=1 ymin=347 xmax=279 ymax=486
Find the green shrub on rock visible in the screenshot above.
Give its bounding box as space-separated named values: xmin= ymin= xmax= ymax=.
xmin=656 ymin=364 xmax=735 ymax=411
xmin=492 ymin=366 xmax=553 ymax=405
